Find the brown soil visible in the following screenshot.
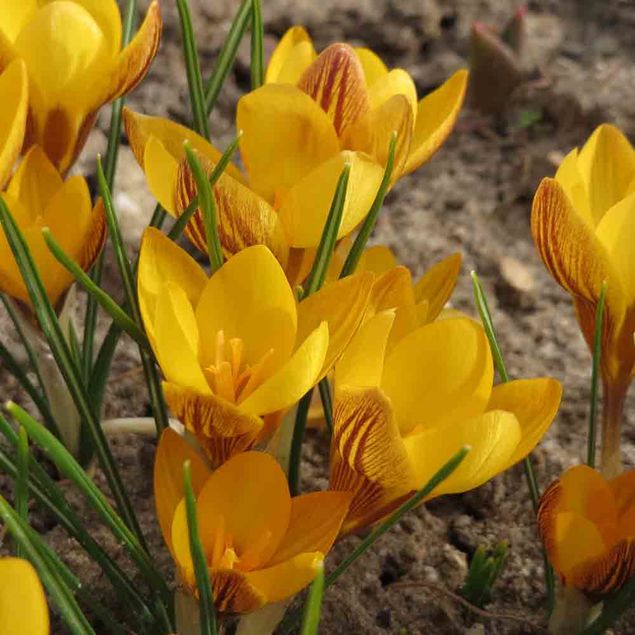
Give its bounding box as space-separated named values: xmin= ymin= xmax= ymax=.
xmin=2 ymin=0 xmax=635 ymax=633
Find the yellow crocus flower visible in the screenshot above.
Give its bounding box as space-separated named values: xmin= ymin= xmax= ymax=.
xmin=266 ymin=26 xmax=468 ymax=179
xmin=330 ymin=310 xmax=562 ymax=535
xmin=532 ymin=124 xmax=635 ymax=477
xmin=538 ymin=465 xmax=635 ymax=597
xmin=0 ymin=557 xmax=49 ymax=634
xmin=155 ymin=431 xmax=351 ymax=614
xmin=138 ymin=228 xmax=373 ymax=468
xmin=0 ymin=58 xmax=28 ymax=186
xmin=0 ymin=146 xmax=105 ymax=309
xmin=0 ymin=0 xmax=161 ymax=173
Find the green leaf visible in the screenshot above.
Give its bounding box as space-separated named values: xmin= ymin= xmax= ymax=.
xmin=168 ymin=132 xmax=242 ymax=242
xmin=250 ymin=0 xmax=264 ymax=89
xmin=339 ymin=132 xmax=397 ymax=277
xmin=184 ymin=460 xmax=218 ymax=635
xmin=5 ymin=402 xmax=171 ymax=609
xmin=205 ymin=0 xmax=252 ymax=114
xmin=304 ymin=164 xmax=351 ymax=296
xmin=0 ymin=194 xmax=143 ymax=544
xmin=301 ymin=565 xmax=325 ymax=635
xmin=184 ymin=145 xmax=224 ymax=273
xmin=176 ymin=0 xmax=211 ymax=139
xmin=587 ymin=281 xmax=607 ymax=468
xmin=470 ymin=270 xmax=555 ymax=614
xmin=461 ymin=541 xmax=509 ymax=607
xmin=0 ymin=495 xmax=96 ymax=635
xmin=42 ymin=228 xmax=148 ymax=348
xmin=287 ymin=388 xmax=313 ymax=496
xmin=14 ymin=426 xmax=29 ymax=558
xmin=318 ymin=378 xmax=333 ymax=434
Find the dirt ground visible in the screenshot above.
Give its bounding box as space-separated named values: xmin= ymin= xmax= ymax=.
xmin=2 ymin=0 xmax=635 ymax=633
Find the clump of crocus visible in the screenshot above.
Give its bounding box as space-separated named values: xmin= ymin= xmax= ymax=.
xmin=468 ymin=6 xmax=526 ymax=114
xmin=0 ymin=557 xmax=49 ymax=634
xmin=538 ymin=465 xmax=635 ymax=633
xmin=330 ymin=308 xmax=562 ymax=534
xmin=155 ymin=430 xmax=351 ymax=614
xmin=0 ymin=146 xmax=105 ymax=311
xmin=532 ymin=124 xmax=635 ymax=477
xmin=124 ymin=28 xmax=466 ymax=282
xmin=138 ymin=229 xmax=373 ymax=467
xmin=0 ymin=0 xmax=161 ymax=173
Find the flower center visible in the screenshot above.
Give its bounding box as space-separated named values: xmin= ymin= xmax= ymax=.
xmin=203 ymin=330 xmax=274 ymax=404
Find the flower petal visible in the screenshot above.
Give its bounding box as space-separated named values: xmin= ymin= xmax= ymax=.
xmin=296 ymin=272 xmax=375 ymax=377
xmin=382 ymin=318 xmax=493 ymax=435
xmin=357 ymin=245 xmax=397 ymax=274
xmin=268 ymin=491 xmax=351 ymax=565
xmin=239 ymin=322 xmax=328 ymax=415
xmin=577 ymin=123 xmax=635 ymax=225
xmin=341 ymin=94 xmax=413 ymax=176
xmin=330 ymin=386 xmax=415 ymax=534
xmin=244 ymin=552 xmax=323 ymax=604
xmin=163 ymin=382 xmax=263 ymax=468
xmin=278 ymin=150 xmax=383 ymax=248
xmin=0 ymin=558 xmax=49 ymax=635
xmin=554 ymin=148 xmax=594 ymax=227
xmin=297 ymin=43 xmax=369 ymax=136
xmin=154 ymin=428 xmax=210 ymax=553
xmin=354 ymin=47 xmax=388 ymax=87
xmin=70 ymin=0 xmax=122 ymax=54
xmin=335 ymin=311 xmax=395 ymax=389
xmin=404 ymin=69 xmax=468 ymax=175
xmin=7 ymin=145 xmax=62 ymax=210
xmin=367 ymin=68 xmax=417 ymax=118
xmin=236 ymin=83 xmax=339 ymax=202
xmin=197 ymin=452 xmax=291 ymax=569
xmin=487 ymin=377 xmax=562 ymax=468
xmin=413 ymin=252 xmax=461 ymax=322
xmin=195 ymin=245 xmax=298 ymax=374
xmin=0 ymin=59 xmax=28 ymax=187
xmin=137 ymin=227 xmax=207 ymax=343
xmin=265 ymin=26 xmax=316 ymax=85
xmin=403 ymin=409 xmax=521 ymax=495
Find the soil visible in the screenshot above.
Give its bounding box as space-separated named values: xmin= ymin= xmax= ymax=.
xmin=2 ymin=0 xmax=635 ymax=634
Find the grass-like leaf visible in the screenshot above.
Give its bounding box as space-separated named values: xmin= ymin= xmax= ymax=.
xmin=318 ymin=378 xmax=333 ymax=433
xmin=250 ymin=0 xmax=264 ymax=89
xmin=176 ymin=0 xmax=211 ymax=138
xmin=587 ymin=281 xmax=608 ymax=468
xmin=301 ymin=564 xmax=325 ymax=635
xmin=204 ymin=0 xmax=252 ymax=114
xmin=470 ymin=270 xmax=555 ymax=614
xmin=184 ymin=145 xmax=224 ymax=273
xmin=287 ymin=388 xmax=313 ymax=496
xmin=14 ymin=426 xmax=29 ymax=558
xmin=339 ymin=132 xmax=397 ymax=278
xmin=184 ymin=460 xmax=218 ymax=635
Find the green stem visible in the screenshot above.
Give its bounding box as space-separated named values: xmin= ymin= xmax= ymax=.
xmin=288 ymin=389 xmax=313 ymax=495
xmin=250 ymin=0 xmax=264 ymax=89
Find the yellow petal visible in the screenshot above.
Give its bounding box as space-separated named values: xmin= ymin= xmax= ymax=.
xmin=330 ymin=386 xmax=415 ymax=533
xmin=381 ymin=318 xmax=493 ymax=435
xmin=609 ymin=471 xmax=635 ymax=521
xmin=100 ymin=1 xmax=161 ymax=102
xmin=296 ymin=272 xmax=375 ymax=376
xmin=404 ymin=69 xmax=468 ymax=175
xmin=153 ymin=281 xmax=209 ymax=394
xmin=357 ymin=245 xmax=397 ymax=274
xmin=154 ymin=428 xmax=210 ymax=553
xmin=413 ymin=252 xmax=461 ymax=322
xmin=197 ymin=452 xmax=291 ymax=569
xmin=278 ymin=150 xmax=383 ymax=248
xmin=367 ymin=68 xmax=417 ymax=118
xmin=239 ymin=322 xmax=329 ymax=415
xmin=0 ymin=2 xmax=38 ymax=42
xmin=70 ymin=0 xmax=122 ymax=54
xmin=403 ymin=409 xmax=521 ymax=495
xmin=175 ymin=151 xmax=289 ymax=266
xmin=487 ymin=378 xmax=562 ymax=468
xmin=265 ymin=26 xmax=316 ymax=85
xmin=268 ymin=491 xmax=351 ymax=565
xmin=341 ymin=94 xmax=413 ymax=176
xmin=577 ymin=123 xmax=635 ymax=225
xmin=354 ymin=47 xmax=388 ymax=87
xmin=163 ymin=383 xmax=263 ymax=469
xmin=297 ymin=43 xmax=369 ymax=136
xmin=335 ymin=311 xmax=395 ymax=388
xmin=195 ymin=245 xmax=298 ymax=375
xmin=0 ymin=558 xmax=49 ymax=635
xmin=0 ymin=59 xmax=28 ymax=187
xmin=137 ymin=227 xmax=207 ymax=344
xmin=554 ymin=148 xmax=594 ymax=227
xmin=236 ymin=84 xmax=339 ymax=202
xmin=595 ymin=193 xmax=635 ymax=305
xmin=244 ymin=552 xmax=323 ymax=603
